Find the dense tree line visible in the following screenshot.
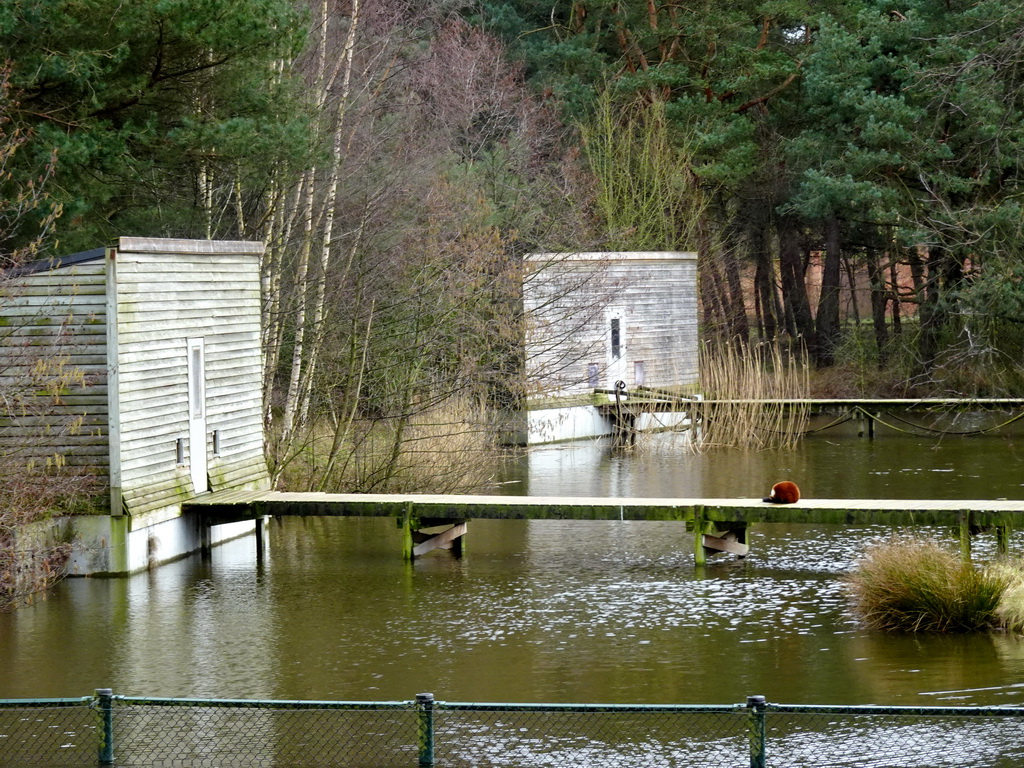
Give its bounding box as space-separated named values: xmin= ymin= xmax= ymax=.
xmin=1 ymin=0 xmax=593 ymax=493
xmin=483 ymin=0 xmax=1024 ymax=389
xmin=3 ymin=0 xmax=1024 ymax=498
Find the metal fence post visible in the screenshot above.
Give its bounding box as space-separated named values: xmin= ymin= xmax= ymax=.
xmin=96 ymin=688 xmax=114 ymax=765
xmin=747 ymin=695 xmax=766 ymax=768
xmin=416 ymin=692 xmax=435 ymax=768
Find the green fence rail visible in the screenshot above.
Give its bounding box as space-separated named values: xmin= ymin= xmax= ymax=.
xmin=3 ymin=690 xmax=1024 ymax=767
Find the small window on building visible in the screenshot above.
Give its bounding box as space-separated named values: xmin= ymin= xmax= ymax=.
xmin=634 ymin=361 xmax=645 ymax=387
xmin=587 ymin=363 xmax=599 ymax=388
xmin=610 ymin=318 xmax=621 ymax=359
xmin=190 ymin=346 xmax=204 ymax=419
xmin=212 ymin=429 xmax=221 ymax=456
xmin=175 ymin=438 xmax=185 ymax=465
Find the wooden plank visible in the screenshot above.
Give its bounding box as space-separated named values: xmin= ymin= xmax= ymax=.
xmin=115 ymin=306 xmax=258 ymax=323
xmin=209 ymin=462 xmax=270 ymax=489
xmin=412 ymin=523 xmax=468 ymax=557
xmin=185 ymin=492 xmax=1024 ymax=530
xmin=697 ymin=398 xmax=1024 ymax=408
xmin=116 ymin=277 xmax=260 ymax=294
xmin=117 ymin=237 xmax=263 ymax=255
xmin=1 ymin=294 xmax=106 ymax=309
xmin=702 ymin=532 xmax=749 ymax=556
xmin=9 ymin=284 xmax=106 ymax=297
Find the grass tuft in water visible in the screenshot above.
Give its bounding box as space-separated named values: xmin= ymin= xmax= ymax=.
xmin=989 ymin=560 xmax=1024 ymax=633
xmin=846 ymin=536 xmax=1009 ymax=633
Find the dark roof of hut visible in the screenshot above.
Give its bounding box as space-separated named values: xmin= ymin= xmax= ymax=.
xmin=6 ymin=247 xmax=106 ymax=277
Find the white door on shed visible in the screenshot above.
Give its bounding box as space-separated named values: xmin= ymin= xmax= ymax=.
xmin=186 ymin=337 xmax=208 ymax=493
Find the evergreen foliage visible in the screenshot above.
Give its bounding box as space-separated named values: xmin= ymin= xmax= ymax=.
xmin=480 ymin=0 xmax=1024 ymax=388
xmin=0 ymin=0 xmax=310 ymax=250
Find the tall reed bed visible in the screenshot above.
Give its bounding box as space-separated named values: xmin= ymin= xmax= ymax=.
xmin=282 ymin=395 xmax=499 ymax=495
xmin=693 ymin=339 xmax=810 ymax=451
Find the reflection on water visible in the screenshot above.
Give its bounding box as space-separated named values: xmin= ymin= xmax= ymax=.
xmin=502 ymin=421 xmax=1024 ymax=500
xmin=2 ymin=427 xmax=1024 ymax=712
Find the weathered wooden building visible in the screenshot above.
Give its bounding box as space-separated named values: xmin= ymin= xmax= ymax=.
xmin=0 ymin=237 xmax=269 ymax=573
xmin=521 ymin=251 xmax=699 ymax=443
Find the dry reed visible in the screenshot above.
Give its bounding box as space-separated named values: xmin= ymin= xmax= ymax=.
xmin=989 ymin=560 xmax=1024 ymax=633
xmin=287 ymin=395 xmax=499 ymax=495
xmin=692 ymin=339 xmax=810 ymax=451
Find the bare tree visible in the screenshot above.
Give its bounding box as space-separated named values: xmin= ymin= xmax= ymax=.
xmin=242 ymin=1 xmax=596 ymax=491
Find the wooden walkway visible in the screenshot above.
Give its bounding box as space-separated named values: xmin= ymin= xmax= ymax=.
xmin=594 ymin=395 xmax=1024 ymax=442
xmin=186 ymin=491 xmax=1024 ymax=564
xmin=596 ymin=395 xmax=1024 ymax=412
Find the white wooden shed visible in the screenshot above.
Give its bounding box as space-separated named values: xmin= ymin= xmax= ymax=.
xmin=0 ymin=237 xmax=269 ymax=573
xmin=521 ymin=251 xmax=699 ymax=444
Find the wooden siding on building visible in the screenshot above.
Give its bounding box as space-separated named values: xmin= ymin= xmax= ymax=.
xmin=524 ymin=252 xmax=698 ymax=400
xmin=111 ymin=238 xmax=269 ymax=525
xmin=2 ymin=238 xmax=270 ymax=525
xmin=0 ymin=256 xmax=110 ymax=473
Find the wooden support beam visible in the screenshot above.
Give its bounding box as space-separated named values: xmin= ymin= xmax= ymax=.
xmin=703 ymin=526 xmax=750 ymax=556
xmin=413 ymin=523 xmax=468 ymax=558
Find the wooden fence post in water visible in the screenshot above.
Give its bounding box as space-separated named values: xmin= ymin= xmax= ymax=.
xmin=416 ymin=692 xmax=435 ymax=768
xmin=96 ymin=688 xmax=114 ymax=764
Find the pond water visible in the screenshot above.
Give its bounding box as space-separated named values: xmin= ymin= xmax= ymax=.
xmin=2 ymin=416 xmax=1024 ymax=709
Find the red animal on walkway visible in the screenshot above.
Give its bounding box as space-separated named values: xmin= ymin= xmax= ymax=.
xmin=763 ymin=481 xmax=800 ymax=504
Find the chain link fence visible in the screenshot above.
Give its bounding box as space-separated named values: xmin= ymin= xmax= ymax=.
xmin=2 ymin=691 xmax=1024 ymax=767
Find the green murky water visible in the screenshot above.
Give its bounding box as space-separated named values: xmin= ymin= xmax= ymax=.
xmin=2 ymin=417 xmax=1024 ymax=708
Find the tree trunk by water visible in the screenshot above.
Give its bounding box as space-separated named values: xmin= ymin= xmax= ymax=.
xmin=866 ymin=247 xmax=888 ymax=366
xmin=815 ymin=215 xmax=843 ymax=367
xmin=776 ymin=215 xmax=816 ymax=356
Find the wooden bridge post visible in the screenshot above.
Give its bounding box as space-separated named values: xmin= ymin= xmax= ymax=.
xmin=997 ymin=518 xmax=1012 ymax=556
xmin=692 ymin=505 xmax=707 ymax=567
xmin=398 ymin=502 xmax=468 ymax=560
xmin=854 ymin=407 xmax=876 ymax=438
xmin=400 ymin=502 xmax=417 ymax=561
xmin=958 ymin=510 xmax=973 ymax=563
xmin=451 ymin=528 xmax=465 ymax=557
xmin=254 ymin=516 xmax=266 ymax=564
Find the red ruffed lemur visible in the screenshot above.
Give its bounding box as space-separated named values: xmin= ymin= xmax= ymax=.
xmin=763 ymin=481 xmax=800 ymax=504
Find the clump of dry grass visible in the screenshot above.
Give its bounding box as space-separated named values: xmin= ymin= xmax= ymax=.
xmin=989 ymin=561 xmax=1024 ymax=633
xmin=693 ymin=339 xmax=810 ymax=451
xmin=846 ymin=536 xmax=1009 ymax=633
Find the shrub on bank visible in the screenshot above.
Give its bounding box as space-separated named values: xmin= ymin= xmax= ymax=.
xmin=846 ymin=537 xmax=1009 ymax=632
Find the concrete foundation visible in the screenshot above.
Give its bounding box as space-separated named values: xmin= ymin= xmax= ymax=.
xmin=525 ymin=404 xmax=691 ymax=444
xmin=63 ymin=514 xmax=256 ymax=576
